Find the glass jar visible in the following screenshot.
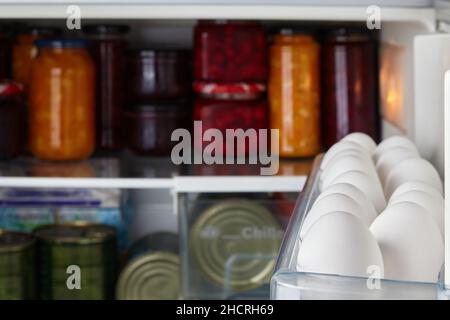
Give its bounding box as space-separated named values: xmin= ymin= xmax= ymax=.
xmin=322 ymin=28 xmax=380 ymax=149
xmin=83 ymin=25 xmax=129 ymax=151
xmin=269 ymin=31 xmax=321 ymax=158
xmin=29 ymin=39 xmax=95 ymax=161
xmin=194 ymin=20 xmax=267 ymax=83
xmin=125 ymin=49 xmax=191 ymax=103
xmin=122 ymin=101 xmax=190 ymax=156
xmin=0 ymin=81 xmax=25 ymax=158
xmin=12 ymin=26 xmax=62 ymax=91
xmin=193 ymin=83 xmax=268 ymax=157
xmin=0 ymin=26 xmax=13 ymax=79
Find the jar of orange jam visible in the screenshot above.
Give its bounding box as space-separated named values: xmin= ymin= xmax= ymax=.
xmin=268 ymin=30 xmax=321 ymax=158
xmin=29 ymin=39 xmax=95 ymax=161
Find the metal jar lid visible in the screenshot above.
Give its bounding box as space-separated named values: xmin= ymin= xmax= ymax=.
xmin=0 ymin=229 xmax=35 ymax=253
xmin=116 ymin=252 xmax=180 ymax=300
xmin=190 ymin=200 xmax=283 ymax=292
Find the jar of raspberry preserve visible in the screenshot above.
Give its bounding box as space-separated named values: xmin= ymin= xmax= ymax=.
xmin=0 ymin=80 xmax=25 ymax=159
xmin=193 ymin=83 xmax=268 ymax=157
xmin=194 ymin=20 xmax=267 ymax=83
xmin=122 ymin=101 xmax=191 ymax=156
xmin=322 ymin=28 xmax=380 ymax=149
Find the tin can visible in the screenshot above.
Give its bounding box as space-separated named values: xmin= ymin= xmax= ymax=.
xmin=34 ymin=221 xmax=117 ymax=300
xmin=0 ymin=229 xmax=36 ymax=299
xmin=190 ymin=199 xmax=284 ymax=292
xmin=116 ymin=232 xmax=180 ymax=300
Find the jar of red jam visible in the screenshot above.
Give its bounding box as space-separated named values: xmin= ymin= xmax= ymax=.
xmin=322 ymin=28 xmax=380 ymax=149
xmin=193 ymin=83 xmax=268 ymax=157
xmin=83 ymin=24 xmax=130 ymax=151
xmin=0 ymin=80 xmax=25 ymax=158
xmin=125 ymin=49 xmax=191 ymax=103
xmin=122 ymin=101 xmax=191 ymax=156
xmin=194 ymin=20 xmax=267 ymax=83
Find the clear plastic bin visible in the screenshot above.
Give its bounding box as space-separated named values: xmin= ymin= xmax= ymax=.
xmin=271 ymin=155 xmax=443 ymax=300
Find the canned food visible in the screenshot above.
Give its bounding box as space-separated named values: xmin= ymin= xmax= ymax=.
xmin=34 ymin=221 xmax=117 ymax=300
xmin=0 ymin=229 xmax=36 ymax=299
xmin=116 ymin=232 xmax=180 ymax=300
xmin=190 ymin=199 xmax=284 ymax=292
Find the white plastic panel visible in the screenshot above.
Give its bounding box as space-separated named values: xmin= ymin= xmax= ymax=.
xmin=444 ymin=70 xmax=450 ymax=289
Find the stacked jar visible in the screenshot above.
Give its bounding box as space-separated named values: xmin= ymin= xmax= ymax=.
xmin=193 ymin=20 xmax=268 ymax=157
xmin=122 ymin=49 xmax=191 ymax=156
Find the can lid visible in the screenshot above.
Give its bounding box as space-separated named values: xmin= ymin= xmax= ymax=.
xmin=0 ymin=81 xmax=23 ymax=97
xmin=0 ymin=229 xmax=35 ymax=252
xmin=34 ymin=221 xmax=116 ymax=244
xmin=116 ymin=252 xmax=180 ymax=300
xmin=193 ymin=82 xmax=266 ymax=98
xmin=35 ymin=38 xmax=89 ymax=49
xmin=190 ymin=199 xmax=283 ymax=292
xmin=83 ymin=24 xmax=130 ymax=35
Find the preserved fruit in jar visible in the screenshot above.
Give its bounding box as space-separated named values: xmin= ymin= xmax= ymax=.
xmin=29 ymin=39 xmax=95 ymax=161
xmin=194 ymin=20 xmax=267 ymax=83
xmin=83 ymin=25 xmax=129 ymax=150
xmin=269 ymin=31 xmax=321 ymax=158
xmin=322 ymin=28 xmax=380 ymax=149
xmin=12 ymin=26 xmax=62 ymax=91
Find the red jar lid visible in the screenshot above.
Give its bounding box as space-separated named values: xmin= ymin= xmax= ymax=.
xmin=193 ymin=82 xmax=266 ymax=97
xmin=0 ymin=81 xmax=23 ymax=97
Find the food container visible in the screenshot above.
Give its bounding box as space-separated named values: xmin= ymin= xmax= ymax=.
xmin=0 ymin=230 xmax=36 ymax=300
xmin=269 ymin=30 xmax=321 ymax=158
xmin=116 ymin=232 xmax=180 ymax=300
xmin=193 ymin=83 xmax=268 ymax=157
xmin=12 ymin=26 xmax=62 ymax=91
xmin=84 ymin=24 xmax=129 ymax=150
xmin=0 ymin=25 xmax=13 ymax=79
xmin=122 ymin=101 xmax=191 ymax=156
xmin=179 ymin=192 xmax=289 ymax=299
xmin=322 ymin=28 xmax=380 ymax=149
xmin=194 ymin=20 xmax=267 ymax=83
xmin=29 ymin=39 xmax=95 ymax=161
xmin=125 ymin=49 xmax=191 ymax=102
xmin=271 ymin=155 xmax=442 ymax=300
xmin=34 ymin=222 xmax=118 ymax=300
xmin=0 ymin=81 xmax=26 ymax=159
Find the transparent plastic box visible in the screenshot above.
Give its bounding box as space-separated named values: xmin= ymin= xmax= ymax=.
xmin=271 ymin=155 xmax=445 ymax=300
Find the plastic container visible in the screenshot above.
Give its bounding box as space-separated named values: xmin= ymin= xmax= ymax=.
xmin=271 ymin=155 xmax=441 ymax=300
xmin=321 ymin=28 xmax=380 ymax=149
xmin=269 ymin=30 xmax=321 ymax=158
xmin=84 ymin=24 xmax=130 ymax=150
xmin=122 ymin=101 xmax=191 ymax=156
xmin=0 ymin=81 xmax=26 ymax=159
xmin=125 ymin=49 xmax=191 ymax=103
xmin=29 ymin=39 xmax=95 ymax=161
xmin=194 ymin=20 xmax=267 ymax=83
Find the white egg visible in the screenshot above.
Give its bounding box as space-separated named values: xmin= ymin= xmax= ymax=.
xmin=297 ymin=212 xmax=384 ymax=278
xmin=300 ymin=193 xmax=371 ymax=240
xmin=388 ymin=191 xmax=444 ymax=237
xmin=373 ymin=135 xmax=418 ymax=163
xmin=316 ymin=183 xmax=378 ymax=223
xmin=321 ymin=140 xmax=370 ymax=170
xmin=326 ymin=170 xmax=386 ymax=213
xmin=390 ymin=181 xmax=444 ymax=201
xmin=384 ymin=158 xmax=443 ymax=199
xmin=321 ymin=154 xmax=378 ymax=191
xmin=342 ymin=132 xmax=377 ymax=153
xmin=370 ymin=202 xmax=443 ymax=283
xmin=375 ymin=147 xmax=420 ymax=187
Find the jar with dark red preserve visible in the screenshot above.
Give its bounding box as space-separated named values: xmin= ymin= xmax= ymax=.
xmin=122 ymin=101 xmax=191 ymax=156
xmin=194 ymin=20 xmax=267 ymax=83
xmin=83 ymin=24 xmax=130 ymax=151
xmin=322 ymin=28 xmax=380 ymax=149
xmin=193 ymin=83 xmax=268 ymax=157
xmin=125 ymin=49 xmax=191 ymax=103
xmin=0 ymin=80 xmax=25 ymax=158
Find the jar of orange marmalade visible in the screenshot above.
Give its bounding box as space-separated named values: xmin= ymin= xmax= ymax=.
xmin=268 ymin=30 xmax=321 ymax=158
xmin=29 ymin=39 xmax=95 ymax=161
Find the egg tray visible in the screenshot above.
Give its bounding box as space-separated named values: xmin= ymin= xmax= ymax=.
xmin=271 ymin=154 xmax=447 ymax=300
